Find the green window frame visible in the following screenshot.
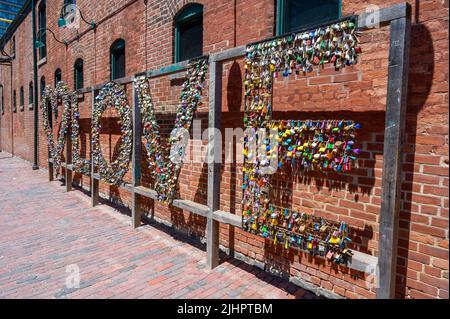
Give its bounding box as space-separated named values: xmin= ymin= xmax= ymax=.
xmin=276 ymin=0 xmax=342 ymax=35
xmin=174 ymin=4 xmax=203 ymax=63
xmin=38 ymin=0 xmax=47 ymax=59
xmin=74 ymin=58 xmax=84 ymax=90
xmin=110 ymin=39 xmax=125 ymax=80
xmin=20 ymin=86 xmax=24 ymax=111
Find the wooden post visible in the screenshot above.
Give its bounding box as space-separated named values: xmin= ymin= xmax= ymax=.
xmin=132 ymin=83 xmax=142 ymax=228
xmin=91 ymin=88 xmax=99 ymax=206
xmin=377 ymin=10 xmax=411 ymax=299
xmin=65 ymin=125 xmax=72 ymax=192
xmin=48 ymin=159 xmax=54 ymax=181
xmin=206 ymin=58 xmax=222 ymax=269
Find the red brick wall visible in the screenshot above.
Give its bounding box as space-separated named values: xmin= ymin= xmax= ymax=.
xmin=0 ymin=0 xmax=448 ymax=299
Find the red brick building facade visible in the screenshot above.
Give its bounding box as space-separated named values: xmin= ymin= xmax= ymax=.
xmin=0 ymin=0 xmax=448 ymax=299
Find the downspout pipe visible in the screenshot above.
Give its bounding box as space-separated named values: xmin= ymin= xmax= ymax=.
xmin=32 ymin=0 xmax=39 ymax=170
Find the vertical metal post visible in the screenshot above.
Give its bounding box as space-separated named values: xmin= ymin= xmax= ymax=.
xmin=206 ymin=58 xmax=222 ymax=269
xmin=32 ymin=0 xmax=39 ymax=170
xmin=377 ymin=12 xmax=411 ymax=299
xmin=132 ymin=82 xmax=142 ymax=228
xmin=91 ymin=88 xmax=99 ymax=206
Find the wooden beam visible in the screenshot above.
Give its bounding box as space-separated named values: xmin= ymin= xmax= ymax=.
xmin=213 ymin=210 xmax=241 ymax=227
xmin=91 ymin=88 xmax=99 ymax=207
xmin=377 ymin=7 xmax=411 ymax=299
xmin=173 ymin=199 xmax=209 ymax=217
xmin=134 ymin=185 xmax=158 ymax=199
xmin=144 ymin=60 xmax=189 ymax=79
xmin=359 ymin=2 xmax=410 ymax=29
xmin=131 ymin=85 xmax=142 ymax=228
xmin=206 ymin=59 xmax=222 ymax=270
xmin=211 ymin=46 xmax=246 ymax=62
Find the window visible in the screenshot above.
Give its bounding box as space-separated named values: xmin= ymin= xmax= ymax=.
xmin=74 ymin=58 xmax=84 ymax=90
xmin=13 ymin=90 xmax=17 ymax=113
xmin=110 ymin=39 xmax=125 ymax=80
xmin=40 ymin=76 xmax=46 ymax=99
xmin=276 ymin=0 xmax=341 ymax=35
xmin=20 ymin=86 xmax=24 ymax=111
xmin=174 ymin=4 xmax=203 ymax=63
xmin=38 ymin=0 xmax=47 ymax=59
xmin=55 ymin=68 xmax=62 ymax=86
xmin=29 ymin=82 xmax=34 ymax=105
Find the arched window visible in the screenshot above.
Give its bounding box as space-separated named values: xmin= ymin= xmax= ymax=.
xmin=29 ymin=82 xmax=34 ymax=104
xmin=13 ymin=90 xmax=17 ymax=113
xmin=276 ymin=0 xmax=341 ymax=35
xmin=55 ymin=68 xmax=62 ymax=86
xmin=74 ymin=58 xmax=84 ymax=90
xmin=110 ymin=39 xmax=125 ymax=80
xmin=38 ymin=0 xmax=47 ymax=59
xmin=20 ymin=86 xmax=24 ymax=111
xmin=174 ymin=4 xmax=203 ymax=63
xmin=40 ymin=76 xmax=46 ymax=99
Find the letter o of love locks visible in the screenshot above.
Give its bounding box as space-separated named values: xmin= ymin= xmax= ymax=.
xmin=91 ymin=82 xmax=133 ymax=185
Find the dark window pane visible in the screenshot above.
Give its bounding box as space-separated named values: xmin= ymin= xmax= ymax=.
xmin=285 ymin=0 xmax=340 ymax=33
xmin=74 ymin=59 xmax=84 ymax=89
xmin=13 ymin=90 xmax=16 ymax=112
xmin=111 ymin=40 xmax=125 ymax=80
xmin=179 ymin=16 xmax=203 ymax=62
xmin=29 ymin=82 xmax=33 ymax=104
xmin=55 ymin=69 xmax=62 ymax=86
xmin=114 ymin=49 xmax=125 ymax=79
xmin=20 ymin=87 xmax=24 ymax=107
xmin=38 ymin=1 xmax=47 ymax=59
xmin=174 ymin=4 xmax=203 ymax=63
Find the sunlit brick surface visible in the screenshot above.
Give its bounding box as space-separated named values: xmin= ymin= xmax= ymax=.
xmin=0 ymin=153 xmax=319 ymax=299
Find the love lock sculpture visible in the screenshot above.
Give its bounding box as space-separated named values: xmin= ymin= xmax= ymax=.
xmin=134 ymin=57 xmax=209 ymax=204
xmin=41 ymin=81 xmax=90 ymax=177
xmin=242 ymin=19 xmax=363 ymax=264
xmin=91 ymin=82 xmax=133 ymax=186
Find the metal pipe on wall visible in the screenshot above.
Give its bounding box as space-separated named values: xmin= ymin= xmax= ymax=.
xmin=32 ymin=0 xmax=39 ymax=170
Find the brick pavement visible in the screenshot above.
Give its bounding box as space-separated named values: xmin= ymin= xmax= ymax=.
xmin=0 ymin=153 xmax=319 ymax=299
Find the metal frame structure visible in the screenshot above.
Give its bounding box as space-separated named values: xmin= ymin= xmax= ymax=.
xmin=46 ymin=3 xmax=411 ymax=299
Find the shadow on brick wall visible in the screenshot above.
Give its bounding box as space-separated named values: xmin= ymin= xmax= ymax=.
xmin=395 ymin=17 xmax=435 ymax=298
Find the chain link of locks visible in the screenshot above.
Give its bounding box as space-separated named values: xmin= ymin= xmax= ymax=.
xmin=242 ymin=20 xmax=362 ymax=264
xmin=41 ymin=82 xmax=91 ymax=177
xmin=41 ymin=83 xmax=71 ymax=176
xmin=252 ymin=204 xmax=353 ymax=263
xmin=70 ymin=91 xmax=91 ymax=175
xmin=91 ymin=82 xmax=133 ymax=186
xmin=135 ymin=57 xmax=208 ymax=204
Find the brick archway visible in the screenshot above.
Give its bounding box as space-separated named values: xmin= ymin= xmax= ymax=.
xmin=165 ymin=0 xmax=204 ymax=19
